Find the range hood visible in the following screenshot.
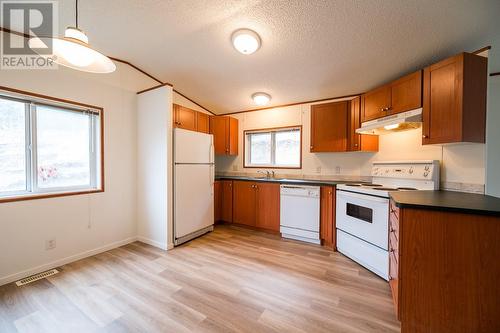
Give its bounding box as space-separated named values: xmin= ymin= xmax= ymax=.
xmin=356 ymin=108 xmax=422 ymax=135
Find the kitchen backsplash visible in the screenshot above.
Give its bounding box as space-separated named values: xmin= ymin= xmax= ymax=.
xmin=215 ymin=101 xmax=486 ymax=194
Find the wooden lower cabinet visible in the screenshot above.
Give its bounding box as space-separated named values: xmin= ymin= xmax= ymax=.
xmin=320 ymin=186 xmax=336 ymax=249
xmin=255 ymin=182 xmax=280 ymax=232
xmin=390 ymin=199 xmax=500 ymax=333
xmin=220 ymin=180 xmax=233 ymax=222
xmin=232 ymin=180 xmax=280 ymax=232
xmin=214 ymin=180 xmax=233 ymax=223
xmin=214 ymin=181 xmax=222 ymax=221
xmin=233 ymin=181 xmax=256 ymax=226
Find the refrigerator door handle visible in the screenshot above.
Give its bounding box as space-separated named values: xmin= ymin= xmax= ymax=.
xmin=209 ymin=144 xmax=214 ymax=163
xmin=210 ymin=165 xmax=215 ymax=196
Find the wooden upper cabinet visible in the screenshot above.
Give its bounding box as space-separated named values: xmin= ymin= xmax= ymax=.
xmin=391 ymin=70 xmax=422 ymax=114
xmin=232 ymin=181 xmax=256 ymax=226
xmin=173 ymin=104 xmax=197 ymax=131
xmin=361 ymin=70 xmax=422 ymax=122
xmin=220 ymin=180 xmax=233 ymax=222
xmin=173 ymin=104 xmax=211 ymax=134
xmin=320 ymin=186 xmax=336 ymax=249
xmin=348 ymin=97 xmax=378 ymax=152
xmin=310 ymin=101 xmax=348 ymax=152
xmin=210 ymin=116 xmax=238 ymax=155
xmin=196 ymin=112 xmax=209 ymax=133
xmin=255 ymin=182 xmax=280 ymax=232
xmin=422 ymin=52 xmax=487 ymax=145
xmin=362 ymin=85 xmax=392 ymax=121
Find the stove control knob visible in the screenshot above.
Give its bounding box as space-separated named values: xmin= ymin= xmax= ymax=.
xmin=423 ymin=171 xmax=429 ymax=177
xmin=409 ymin=167 xmax=414 ymax=174
xmin=424 ymin=165 xmax=430 ymax=171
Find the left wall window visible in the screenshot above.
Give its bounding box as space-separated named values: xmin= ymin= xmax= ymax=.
xmin=0 ymin=93 xmax=102 ymax=200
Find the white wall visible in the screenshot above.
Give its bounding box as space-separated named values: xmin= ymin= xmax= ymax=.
xmin=173 ymin=91 xmax=213 ymax=114
xmin=137 ymin=86 xmax=174 ymax=250
xmin=0 ymin=62 xmax=148 ymax=285
xmin=215 ymin=99 xmax=486 ymax=190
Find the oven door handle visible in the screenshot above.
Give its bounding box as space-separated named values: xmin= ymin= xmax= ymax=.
xmin=337 ymin=189 xmax=389 ymax=203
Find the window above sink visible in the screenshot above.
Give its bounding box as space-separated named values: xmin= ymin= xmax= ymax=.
xmin=243 ymin=126 xmax=302 ymax=169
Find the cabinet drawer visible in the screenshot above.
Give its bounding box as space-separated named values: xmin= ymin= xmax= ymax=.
xmin=390 ymin=199 xmax=400 ymax=219
xmin=389 ymin=212 xmax=399 ymax=237
xmin=389 ymin=231 xmax=399 ymax=257
xmin=389 ymin=250 xmax=398 ymax=280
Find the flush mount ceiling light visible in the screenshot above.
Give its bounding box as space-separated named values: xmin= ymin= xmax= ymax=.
xmin=252 ymin=92 xmax=271 ymax=106
xmin=231 ymin=29 xmax=261 ymax=55
xmin=28 ymin=0 xmax=116 ymax=73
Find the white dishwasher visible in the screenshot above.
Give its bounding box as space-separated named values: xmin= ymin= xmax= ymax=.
xmin=280 ymin=185 xmax=320 ymax=244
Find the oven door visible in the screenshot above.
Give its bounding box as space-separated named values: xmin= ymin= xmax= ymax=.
xmin=336 ymin=190 xmax=389 ymax=250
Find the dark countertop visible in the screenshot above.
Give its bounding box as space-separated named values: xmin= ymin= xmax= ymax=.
xmin=390 ymin=190 xmax=500 ymax=216
xmin=215 ymin=175 xmax=368 ymax=187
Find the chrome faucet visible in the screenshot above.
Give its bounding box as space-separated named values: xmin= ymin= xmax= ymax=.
xmin=257 ymin=170 xmax=275 ymax=178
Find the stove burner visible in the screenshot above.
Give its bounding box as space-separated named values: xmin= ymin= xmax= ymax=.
xmin=361 ymin=183 xmax=383 ymax=187
xmin=397 ymin=187 xmax=417 ymax=190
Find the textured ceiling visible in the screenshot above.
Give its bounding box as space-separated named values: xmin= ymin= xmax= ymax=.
xmin=54 ymin=0 xmax=500 ymax=114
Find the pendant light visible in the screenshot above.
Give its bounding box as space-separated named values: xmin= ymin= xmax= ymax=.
xmin=29 ymin=0 xmax=116 ymax=73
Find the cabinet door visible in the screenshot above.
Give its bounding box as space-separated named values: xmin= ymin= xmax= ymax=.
xmin=348 ymin=97 xmax=379 ymax=152
xmin=228 ymin=117 xmax=238 ymax=155
xmin=255 ymin=182 xmax=280 ymax=232
xmin=221 ymin=180 xmax=233 ymax=222
xmin=422 ymin=56 xmax=462 ymax=144
xmin=210 ymin=116 xmax=229 ymax=155
xmin=348 ymin=97 xmax=361 ymax=151
xmin=174 ymin=104 xmax=197 ymax=131
xmin=233 ymin=181 xmax=256 ymax=226
xmin=362 ymin=85 xmax=391 ymax=122
xmin=310 ymin=101 xmax=348 ymax=152
xmin=320 ymin=186 xmax=335 ymax=249
xmin=214 ymin=181 xmax=222 ymax=221
xmin=197 ymin=112 xmax=209 ymax=133
xmin=390 ymin=70 xmax=422 ymax=115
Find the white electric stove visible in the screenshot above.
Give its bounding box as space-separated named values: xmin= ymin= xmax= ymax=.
xmin=336 ymin=160 xmax=440 ymax=280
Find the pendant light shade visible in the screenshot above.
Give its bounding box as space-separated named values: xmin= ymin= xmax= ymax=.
xmin=28 ymin=1 xmax=115 ymax=73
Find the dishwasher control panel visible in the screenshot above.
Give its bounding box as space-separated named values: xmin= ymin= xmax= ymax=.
xmin=280 ymin=185 xmax=320 ymax=198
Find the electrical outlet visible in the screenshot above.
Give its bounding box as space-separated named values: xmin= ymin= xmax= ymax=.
xmin=335 ymin=166 xmax=341 ymax=174
xmin=316 ymin=166 xmax=321 ymax=174
xmin=45 ymin=239 xmax=56 ymax=250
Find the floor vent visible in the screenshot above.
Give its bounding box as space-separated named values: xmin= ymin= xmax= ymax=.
xmin=15 ymin=269 xmax=59 ymax=287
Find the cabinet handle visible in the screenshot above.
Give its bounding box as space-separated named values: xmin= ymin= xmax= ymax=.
xmin=422 ymin=135 xmax=429 ymax=139
xmin=354 ymin=143 xmax=358 ymax=147
xmin=310 ymin=145 xmax=313 ymax=149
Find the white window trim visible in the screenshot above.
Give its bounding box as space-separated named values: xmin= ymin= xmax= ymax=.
xmin=0 ymin=91 xmax=103 ymax=201
xmin=244 ymin=126 xmax=302 ymax=169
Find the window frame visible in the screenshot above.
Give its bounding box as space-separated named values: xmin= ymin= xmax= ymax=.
xmin=243 ymin=125 xmax=302 ymax=169
xmin=0 ymin=86 xmax=104 ymax=203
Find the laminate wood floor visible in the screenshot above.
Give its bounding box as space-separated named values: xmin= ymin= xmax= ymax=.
xmin=0 ymin=225 xmax=400 ymax=333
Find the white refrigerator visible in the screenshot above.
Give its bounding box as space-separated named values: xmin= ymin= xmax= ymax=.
xmin=174 ymin=128 xmax=215 ymax=246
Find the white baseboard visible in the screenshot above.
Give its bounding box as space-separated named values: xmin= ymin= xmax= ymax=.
xmin=0 ymin=237 xmax=137 ymax=287
xmin=136 ymin=236 xmax=170 ymax=250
